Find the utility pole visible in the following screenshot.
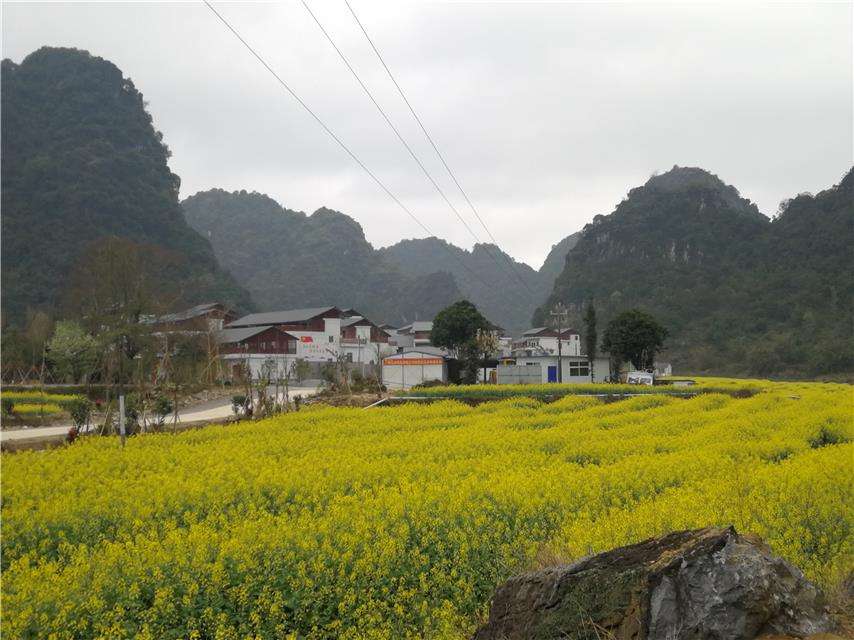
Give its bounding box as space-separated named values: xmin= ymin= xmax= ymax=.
xmin=550 ymin=302 xmax=568 ymax=383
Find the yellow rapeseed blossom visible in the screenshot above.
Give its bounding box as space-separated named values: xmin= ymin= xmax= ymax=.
xmin=1 ymin=379 xmax=851 ymax=638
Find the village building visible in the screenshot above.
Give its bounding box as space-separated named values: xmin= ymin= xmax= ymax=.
xmin=220 ymin=306 xmax=394 ymax=378
xmin=511 ymin=327 xmax=582 ymax=357
xmin=393 ymin=321 xmax=433 ymax=347
xmin=149 ymin=302 xmax=237 ymax=333
xmin=500 ymin=354 xmax=612 ymax=384
xmin=217 ymin=325 xmax=299 ymax=379
xmin=498 ymin=326 xmax=611 ymax=384
xmin=381 ymin=347 xmax=449 ymax=390
xmin=339 ymin=314 xmax=394 ymax=365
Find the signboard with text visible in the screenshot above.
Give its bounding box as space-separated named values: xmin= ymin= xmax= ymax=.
xmin=383 ymin=357 xmax=444 ymax=366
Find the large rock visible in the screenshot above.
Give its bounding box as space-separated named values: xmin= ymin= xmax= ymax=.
xmin=473 ymin=527 xmax=836 ymax=640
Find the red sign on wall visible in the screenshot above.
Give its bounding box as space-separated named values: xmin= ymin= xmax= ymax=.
xmin=383 ymin=357 xmax=444 ymax=366
xmin=299 ymin=336 xmax=313 ymax=343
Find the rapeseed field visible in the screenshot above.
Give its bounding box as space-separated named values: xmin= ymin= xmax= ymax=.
xmin=2 ymin=380 xmax=851 ymax=639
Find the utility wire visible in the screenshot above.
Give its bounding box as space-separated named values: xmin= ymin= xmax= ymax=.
xmin=302 ymin=0 xmax=481 ymax=244
xmin=300 ymin=0 xmax=533 ymax=299
xmin=202 ymin=0 xmax=491 ymax=289
xmin=343 ymin=0 xmax=537 ymax=297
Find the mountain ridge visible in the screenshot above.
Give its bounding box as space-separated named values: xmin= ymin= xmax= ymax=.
xmin=1 ymin=46 xmax=252 ymax=321
xmin=182 ymin=188 xmax=581 ymax=331
xmin=537 ymin=165 xmax=854 ymax=376
xmin=181 ymin=189 xmax=471 ymax=326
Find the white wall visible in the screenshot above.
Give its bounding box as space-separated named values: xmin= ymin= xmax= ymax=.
xmin=511 ymin=356 xmax=611 ymax=383
xmin=341 ymin=340 xmax=395 ymax=365
xmin=382 ymin=353 xmax=447 ymax=390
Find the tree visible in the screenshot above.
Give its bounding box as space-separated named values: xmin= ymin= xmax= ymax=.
xmin=47 ymin=320 xmax=99 ymax=383
xmin=602 ymin=309 xmax=668 ymax=372
xmin=431 ymin=300 xmax=489 ymax=358
xmin=66 ymin=237 xmax=164 ymax=389
xmin=474 ymin=329 xmax=499 ymax=383
xmin=431 ymin=300 xmax=490 ymax=384
xmin=583 ymin=301 xmax=597 ymax=371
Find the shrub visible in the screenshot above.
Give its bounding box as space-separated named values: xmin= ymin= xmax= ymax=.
xmin=2 ymin=398 xmax=14 ymax=416
xmin=231 ymin=394 xmax=247 ymax=417
xmin=67 ymin=398 xmax=93 ymax=429
xmin=152 ymin=396 xmax=173 ymax=429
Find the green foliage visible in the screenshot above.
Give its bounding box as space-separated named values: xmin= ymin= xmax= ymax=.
xmin=67 ymin=397 xmax=93 ymax=429
xmin=381 ymin=237 xmax=575 ymax=332
xmin=291 ymin=359 xmax=310 ymax=383
xmin=538 ymin=166 xmax=854 ymax=377
xmin=1 ymin=47 xmax=252 ymax=323
xmin=602 ymin=309 xmax=668 ymax=371
xmin=152 ymin=396 xmax=173 ymax=428
xmin=231 ymin=394 xmax=247 ymax=416
xmin=46 ymin=320 xmax=98 ymax=383
xmin=2 ymin=398 xmax=14 ymax=415
xmin=0 ymin=391 xmax=83 ymax=408
xmin=432 ymin=300 xmax=490 ymax=384
xmin=583 ymin=302 xmax=597 ymax=362
xmin=431 ymin=300 xmax=489 ymax=355
xmin=182 ymin=190 xmax=461 ymax=325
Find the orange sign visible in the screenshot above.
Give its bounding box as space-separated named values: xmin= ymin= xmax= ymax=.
xmin=383 ymin=357 xmax=444 ymax=366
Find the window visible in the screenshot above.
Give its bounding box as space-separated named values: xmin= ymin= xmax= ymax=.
xmin=568 ymin=361 xmax=590 ymax=377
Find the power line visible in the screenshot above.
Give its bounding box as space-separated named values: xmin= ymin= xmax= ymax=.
xmin=202 ymin=1 xmax=491 ymax=289
xmin=300 ymin=0 xmax=533 ymax=299
xmin=343 ymin=0 xmax=537 ymax=296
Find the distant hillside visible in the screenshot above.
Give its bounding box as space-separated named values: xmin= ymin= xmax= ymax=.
xmin=535 ymin=232 xmax=581 ymax=287
xmin=378 ymin=239 xmax=545 ymax=331
xmin=182 ymin=189 xmax=463 ymax=325
xmin=183 ymin=188 xmax=581 ymax=331
xmin=0 ymin=47 xmax=251 ymax=321
xmin=378 ymin=234 xmax=581 ymax=332
xmin=537 ymin=166 xmax=854 ymax=376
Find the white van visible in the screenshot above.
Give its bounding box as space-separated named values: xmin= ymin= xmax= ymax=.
xmin=626 ymin=371 xmax=655 ymax=386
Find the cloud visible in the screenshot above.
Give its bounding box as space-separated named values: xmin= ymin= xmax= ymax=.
xmin=3 ymin=1 xmax=851 ymax=267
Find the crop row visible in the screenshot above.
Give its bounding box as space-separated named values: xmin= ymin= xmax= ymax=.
xmin=2 ymin=380 xmax=851 ymax=639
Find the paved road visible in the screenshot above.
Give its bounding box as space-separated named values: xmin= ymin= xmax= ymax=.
xmin=1 ymin=386 xmax=320 ymax=443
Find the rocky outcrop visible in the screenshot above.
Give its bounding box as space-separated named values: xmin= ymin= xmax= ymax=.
xmin=473 ymin=527 xmax=836 ymax=640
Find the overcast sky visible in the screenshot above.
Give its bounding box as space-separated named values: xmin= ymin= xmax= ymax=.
xmin=3 ymin=1 xmax=852 ymax=268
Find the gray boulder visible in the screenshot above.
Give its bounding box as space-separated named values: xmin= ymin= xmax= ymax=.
xmin=473 ymin=526 xmax=836 ymax=640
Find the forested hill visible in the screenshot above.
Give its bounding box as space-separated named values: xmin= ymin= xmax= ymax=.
xmin=181 ymin=189 xmax=463 ymax=326
xmin=0 ymin=47 xmax=251 ymax=322
xmin=538 ymin=232 xmax=581 ymax=285
xmin=537 ymin=166 xmax=854 ymax=376
xmin=183 ymin=189 xmax=581 ymax=331
xmin=378 ymin=239 xmax=546 ymax=331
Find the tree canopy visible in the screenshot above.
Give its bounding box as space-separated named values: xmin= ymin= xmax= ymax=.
xmin=602 ymin=309 xmax=668 ymax=371
xmin=430 ymin=300 xmax=490 ymax=358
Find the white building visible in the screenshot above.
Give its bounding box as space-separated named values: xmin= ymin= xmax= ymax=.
xmin=220 ymin=306 xmax=392 ymax=378
xmin=381 ymin=347 xmax=448 ymax=390
xmin=502 ymin=354 xmax=612 ymax=384
xmin=512 ymin=327 xmax=581 ymax=357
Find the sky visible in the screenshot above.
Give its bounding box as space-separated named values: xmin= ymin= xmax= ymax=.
xmin=3 ymin=1 xmax=852 ymax=268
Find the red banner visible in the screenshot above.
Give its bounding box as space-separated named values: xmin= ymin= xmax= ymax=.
xmin=299 ymin=336 xmax=313 ymax=343
xmin=383 ymin=357 xmax=444 ymax=366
